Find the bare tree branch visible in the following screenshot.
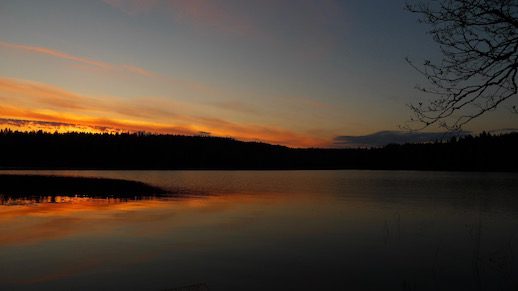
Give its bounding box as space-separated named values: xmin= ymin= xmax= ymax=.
xmin=405 ymin=0 xmax=518 ymax=130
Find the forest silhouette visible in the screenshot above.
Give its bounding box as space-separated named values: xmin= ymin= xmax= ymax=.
xmin=0 ymin=129 xmax=516 ymax=171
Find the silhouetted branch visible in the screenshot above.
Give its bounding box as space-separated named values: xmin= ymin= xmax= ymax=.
xmin=406 ymin=0 xmax=518 ymax=130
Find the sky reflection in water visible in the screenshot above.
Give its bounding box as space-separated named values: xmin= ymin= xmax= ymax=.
xmin=0 ymin=170 xmax=518 ymax=290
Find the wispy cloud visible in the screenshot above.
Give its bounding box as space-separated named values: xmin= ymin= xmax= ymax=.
xmin=0 ymin=41 xmax=111 ymax=69
xmin=0 ymin=77 xmax=96 ymax=111
xmin=333 ymin=130 xmax=469 ymax=148
xmin=0 ymin=40 xmax=157 ymax=77
xmin=0 ymin=39 xmax=240 ymax=99
xmin=0 ymin=77 xmax=325 ymax=147
xmin=0 ymin=118 xmax=76 ymax=129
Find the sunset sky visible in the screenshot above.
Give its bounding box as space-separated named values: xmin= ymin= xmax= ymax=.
xmin=1 ymin=0 xmax=516 ymax=147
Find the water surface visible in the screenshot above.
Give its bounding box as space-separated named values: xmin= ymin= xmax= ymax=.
xmin=0 ymin=170 xmax=517 ymax=290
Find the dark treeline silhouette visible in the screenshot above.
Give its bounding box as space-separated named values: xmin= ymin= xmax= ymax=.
xmin=0 ymin=129 xmax=517 ymax=171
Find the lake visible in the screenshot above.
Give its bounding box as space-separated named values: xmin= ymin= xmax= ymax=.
xmin=0 ymin=170 xmax=517 ymax=290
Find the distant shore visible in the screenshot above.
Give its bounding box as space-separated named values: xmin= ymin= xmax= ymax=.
xmin=1 ymin=130 xmax=517 ymax=172
xmin=0 ymin=174 xmax=168 ymax=197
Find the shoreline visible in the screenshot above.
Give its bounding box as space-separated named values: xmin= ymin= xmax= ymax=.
xmin=0 ymin=174 xmax=168 ymax=197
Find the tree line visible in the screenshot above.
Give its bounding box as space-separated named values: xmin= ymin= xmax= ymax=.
xmin=0 ymin=130 xmax=516 ymax=171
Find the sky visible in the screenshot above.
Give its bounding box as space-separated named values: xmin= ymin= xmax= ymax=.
xmin=1 ymin=0 xmax=516 ymax=147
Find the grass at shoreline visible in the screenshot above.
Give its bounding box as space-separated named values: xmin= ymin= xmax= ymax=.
xmin=0 ymin=174 xmax=168 ymax=197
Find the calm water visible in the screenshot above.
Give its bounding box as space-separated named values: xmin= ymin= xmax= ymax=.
xmin=0 ymin=170 xmax=517 ymax=290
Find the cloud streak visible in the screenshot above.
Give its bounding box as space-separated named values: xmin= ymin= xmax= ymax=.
xmin=0 ymin=39 xmax=245 ymax=101
xmin=0 ymin=40 xmax=157 ymax=78
xmin=0 ymin=77 xmax=325 ymax=147
xmin=0 ymin=41 xmax=111 ymax=69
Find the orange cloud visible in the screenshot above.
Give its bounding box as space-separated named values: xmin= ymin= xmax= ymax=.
xmin=0 ymin=77 xmax=328 ymax=147
xmin=0 ymin=41 xmax=111 ymax=69
xmin=0 ymin=77 xmax=94 ymax=110
xmin=194 ymin=116 xmax=327 ymax=147
xmin=0 ymin=40 xmax=157 ymax=78
xmin=0 ymin=39 xmax=236 ymax=99
xmin=0 ymin=77 xmax=185 ymax=121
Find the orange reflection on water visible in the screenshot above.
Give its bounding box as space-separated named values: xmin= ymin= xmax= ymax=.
xmin=0 ymin=192 xmax=297 ymax=248
xmin=0 ymin=196 xmax=168 ymax=245
xmin=0 ymin=185 xmax=351 ymax=290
